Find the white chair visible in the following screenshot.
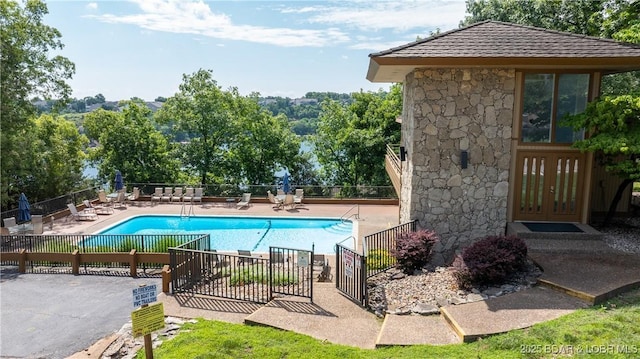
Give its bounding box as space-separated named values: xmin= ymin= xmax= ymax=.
xmin=283 ymin=194 xmax=295 ymax=209
xmin=182 ymin=187 xmax=194 ymax=202
xmin=171 ymin=187 xmax=183 ymax=202
xmin=126 ymin=187 xmax=140 ymax=204
xmin=267 ymin=191 xmax=283 ymax=209
xmin=84 ymin=199 xmax=113 ymax=215
xmin=294 ymin=189 xmax=304 ymax=207
xmin=113 ymin=192 xmax=127 ymax=209
xmin=2 ymin=217 xmax=19 ymax=234
xmin=193 ymin=188 xmax=203 ymax=204
xmin=236 ymin=193 xmax=251 ymax=209
xmin=67 ymin=203 xmax=98 ymax=221
xmin=150 ymin=187 xmax=163 ymax=204
xmin=98 ymin=190 xmax=113 ymax=206
xmin=31 ymin=215 xmax=43 ymax=235
xmin=160 ymin=187 xmax=173 ymax=202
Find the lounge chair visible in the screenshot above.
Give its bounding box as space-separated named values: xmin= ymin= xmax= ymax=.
xmin=182 ymin=187 xmax=194 ymax=202
xmin=160 ymin=187 xmax=173 ymax=202
xmin=2 ymin=217 xmax=20 ymax=235
xmin=193 ymin=187 xmax=203 ymax=204
xmin=150 ymin=187 xmax=163 ymax=204
xmin=317 ymin=261 xmax=333 ymax=282
xmin=31 ymin=215 xmax=43 ymax=235
xmin=67 ymin=203 xmax=98 ymax=221
xmin=294 ymin=189 xmax=304 ymax=207
xmin=237 ymin=250 xmax=258 ymax=265
xmin=126 ymin=187 xmax=140 ymax=204
xmin=171 ymin=187 xmax=183 ymax=202
xmin=98 ymin=190 xmax=113 ymax=206
xmin=85 ymin=199 xmax=113 ymax=214
xmin=236 ymin=193 xmax=251 ymax=209
xmin=267 ymin=190 xmax=283 ymax=209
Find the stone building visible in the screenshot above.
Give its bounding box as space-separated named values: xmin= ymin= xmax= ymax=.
xmin=367 ymin=21 xmax=640 ymax=264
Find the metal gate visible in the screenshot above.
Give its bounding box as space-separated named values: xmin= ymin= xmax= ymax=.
xmin=335 ymin=244 xmax=367 ymax=306
xmin=269 ymin=246 xmax=314 ymax=302
xmin=170 ymin=241 xmax=314 ymax=303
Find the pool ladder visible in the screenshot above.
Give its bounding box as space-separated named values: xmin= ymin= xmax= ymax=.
xmin=180 ymin=200 xmax=195 ymax=218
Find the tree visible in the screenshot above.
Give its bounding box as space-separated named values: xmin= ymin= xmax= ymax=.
xmin=1 ymin=0 xmax=76 ymax=209
xmin=461 ymin=0 xmax=640 ymax=95
xmin=155 ymin=69 xmax=236 ymax=185
xmin=563 ymin=96 xmax=640 ymax=226
xmin=225 ymin=93 xmax=301 ymax=185
xmin=83 ymin=100 xmax=179 ymax=186
xmin=313 ymin=85 xmax=402 ymax=187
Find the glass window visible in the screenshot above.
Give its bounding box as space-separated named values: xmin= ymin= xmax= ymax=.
xmin=520 ymin=73 xmax=589 ymax=144
xmin=555 ymin=74 xmax=588 ymax=143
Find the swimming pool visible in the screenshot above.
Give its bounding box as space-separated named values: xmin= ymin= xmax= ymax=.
xmin=94 ymin=215 xmax=354 ymax=254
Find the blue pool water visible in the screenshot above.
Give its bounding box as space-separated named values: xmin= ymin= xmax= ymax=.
xmin=95 ymin=215 xmax=353 ymax=254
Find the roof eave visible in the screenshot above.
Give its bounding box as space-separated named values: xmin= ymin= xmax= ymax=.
xmin=367 ymin=57 xmax=640 ymax=82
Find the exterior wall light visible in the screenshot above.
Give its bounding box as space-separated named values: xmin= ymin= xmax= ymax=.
xmin=400 ymin=146 xmax=408 ymax=161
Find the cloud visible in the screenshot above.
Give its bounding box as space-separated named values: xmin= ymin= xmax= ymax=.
xmin=86 ymin=2 xmax=98 ymax=10
xmin=288 ymin=0 xmax=465 ymax=32
xmin=87 ymin=0 xmax=350 ymax=47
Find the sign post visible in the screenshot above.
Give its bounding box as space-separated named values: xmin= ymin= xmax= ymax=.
xmin=131 ymin=285 xmax=163 ymax=359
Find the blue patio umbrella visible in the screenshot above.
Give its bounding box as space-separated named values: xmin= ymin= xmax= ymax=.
xmin=18 ymin=193 xmax=31 ymax=223
xmin=114 ymin=170 xmax=124 ymax=191
xmin=282 ymin=173 xmax=291 ymax=194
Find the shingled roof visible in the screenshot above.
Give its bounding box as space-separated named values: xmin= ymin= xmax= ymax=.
xmin=367 ymin=21 xmax=640 ymax=82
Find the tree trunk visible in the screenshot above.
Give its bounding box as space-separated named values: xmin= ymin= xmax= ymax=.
xmin=602 ymin=179 xmax=633 ymax=227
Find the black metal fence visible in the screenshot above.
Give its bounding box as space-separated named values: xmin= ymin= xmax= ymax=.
xmin=1 ymin=187 xmax=100 ymax=225
xmin=269 ymin=246 xmax=314 ymax=302
xmin=363 ymin=220 xmax=417 ymax=278
xmin=169 ymin=238 xmax=315 ymax=303
xmin=335 ymin=243 xmax=367 ymax=306
xmin=130 ymin=183 xmax=397 ymax=199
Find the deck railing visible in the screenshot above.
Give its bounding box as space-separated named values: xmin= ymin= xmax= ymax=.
xmin=363 ymin=220 xmax=417 ymax=278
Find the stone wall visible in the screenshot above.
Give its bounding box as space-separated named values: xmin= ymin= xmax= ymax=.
xmin=400 ymin=68 xmax=515 ymax=265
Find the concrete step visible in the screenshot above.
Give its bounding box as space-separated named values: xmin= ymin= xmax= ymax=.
xmin=524 ymin=238 xmax=617 ymax=253
xmin=375 ymin=314 xmax=460 ymax=346
xmin=507 ymin=222 xmax=603 ymax=240
xmin=439 ymin=286 xmax=588 ymax=342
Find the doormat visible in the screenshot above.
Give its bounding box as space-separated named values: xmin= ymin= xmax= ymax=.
xmin=522 ymin=222 xmax=583 ymax=233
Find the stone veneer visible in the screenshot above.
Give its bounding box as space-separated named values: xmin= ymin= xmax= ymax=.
xmin=400 ymin=68 xmax=515 ymax=265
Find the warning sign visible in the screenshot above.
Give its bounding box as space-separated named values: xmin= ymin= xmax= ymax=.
xmin=343 ymin=251 xmax=354 ymax=278
xmin=133 ymin=284 xmax=157 ymax=308
xmin=131 ymin=302 xmax=165 ymax=337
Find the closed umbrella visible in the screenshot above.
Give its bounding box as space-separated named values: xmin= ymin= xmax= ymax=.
xmin=282 ymin=173 xmax=291 ymax=194
xmin=18 ymin=193 xmax=31 ymax=223
xmin=114 ymin=170 xmax=124 ymax=191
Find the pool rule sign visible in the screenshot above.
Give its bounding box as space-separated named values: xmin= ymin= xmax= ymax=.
xmin=131 ymin=284 xmax=164 ymax=359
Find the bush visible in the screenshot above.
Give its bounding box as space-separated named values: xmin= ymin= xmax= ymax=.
xmin=392 ymin=230 xmax=439 ymax=274
xmin=453 ymin=235 xmax=527 ymax=289
xmin=367 ymin=249 xmax=394 ymax=271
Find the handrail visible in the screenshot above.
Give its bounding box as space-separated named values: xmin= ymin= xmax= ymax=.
xmin=340 ymin=204 xmax=360 ymax=222
xmin=386 ymin=144 xmax=401 ymax=174
xmin=180 ymin=201 xmax=194 ymax=218
xmin=334 ymin=235 xmax=357 ymax=252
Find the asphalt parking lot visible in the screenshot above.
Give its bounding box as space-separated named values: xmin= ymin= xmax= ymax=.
xmin=0 ymin=269 xmax=160 ymax=359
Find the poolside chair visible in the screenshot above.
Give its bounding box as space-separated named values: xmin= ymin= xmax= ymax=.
xmin=267 ymin=190 xmax=283 ymax=210
xmin=126 ymin=187 xmax=140 ymax=204
xmin=193 ymin=187 xmax=203 ymax=204
xmin=2 ymin=217 xmax=19 ymax=235
xmin=150 ymin=187 xmax=163 ymax=205
xmin=317 ymin=261 xmax=333 ymax=282
xmin=31 ymin=215 xmax=43 ymax=235
xmin=283 ymin=194 xmax=295 ymax=209
xmin=67 ymin=203 xmax=98 ymax=221
xmin=171 ymin=187 xmax=183 ymax=202
xmin=236 ymin=193 xmax=251 ymax=209
xmin=237 ymin=250 xmax=258 ymax=265
xmin=182 ymin=187 xmax=194 ymax=202
xmin=160 ymin=187 xmax=173 ymax=202
xmin=294 ymin=189 xmax=304 ymax=207
xmin=113 ymin=192 xmax=127 ymax=209
xmin=97 ymin=190 xmax=113 ymax=206
xmin=85 ymin=199 xmax=113 ymax=215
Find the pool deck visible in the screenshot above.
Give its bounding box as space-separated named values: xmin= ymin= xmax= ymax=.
xmin=47 ymin=200 xmax=401 ymax=245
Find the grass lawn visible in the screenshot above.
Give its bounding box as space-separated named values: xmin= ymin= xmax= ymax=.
xmin=138 ymin=289 xmax=640 ymax=358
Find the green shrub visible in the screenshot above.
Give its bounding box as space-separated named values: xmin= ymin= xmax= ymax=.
xmin=228 ymin=266 xmax=298 ymax=286
xmin=391 ymin=230 xmax=439 ymax=274
xmin=115 ymin=237 xmax=139 ymax=252
xmin=150 ymin=236 xmax=182 ymax=252
xmin=453 ymin=235 xmax=528 ymax=289
xmin=367 ymin=249 xmax=395 ymax=270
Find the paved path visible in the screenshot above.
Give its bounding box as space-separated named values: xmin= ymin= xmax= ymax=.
xmin=0 ymin=270 xmax=159 ymax=359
